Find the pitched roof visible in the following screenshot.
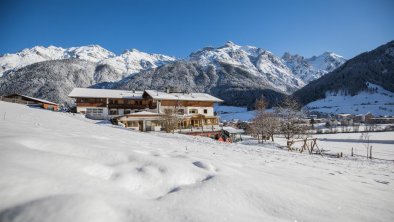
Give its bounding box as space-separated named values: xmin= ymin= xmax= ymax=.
xmin=68 ymin=88 xmax=223 ymax=102
xmin=144 ymin=90 xmax=223 ymax=102
xmin=5 ymin=93 xmax=58 ymax=105
xmin=68 ymin=88 xmax=143 ymax=99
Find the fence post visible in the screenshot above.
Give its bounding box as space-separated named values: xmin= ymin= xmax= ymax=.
xmin=367 ymin=147 xmax=369 ymax=159
xmin=369 ymin=146 xmax=372 ymax=159
xmin=351 ymin=147 xmax=353 ymax=157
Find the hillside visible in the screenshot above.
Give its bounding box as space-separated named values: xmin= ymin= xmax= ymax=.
xmin=305 ymin=83 xmax=394 ymax=116
xmin=294 ymin=40 xmax=394 ymax=106
xmin=1 ymin=101 xmax=393 ymax=222
xmin=0 ymin=59 xmax=120 ymax=104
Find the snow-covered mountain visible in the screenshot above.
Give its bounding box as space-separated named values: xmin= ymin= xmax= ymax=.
xmin=294 ymin=40 xmax=394 ymax=113
xmin=0 ymin=45 xmax=176 ymax=78
xmin=282 ymin=52 xmax=346 ymax=83
xmin=0 ymin=59 xmax=121 ymax=104
xmin=0 ymin=42 xmax=347 ymax=107
xmin=189 ymin=41 xmax=305 ymax=92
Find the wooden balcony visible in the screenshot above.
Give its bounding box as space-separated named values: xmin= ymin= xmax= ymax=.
xmin=76 ymin=102 xmax=107 ymax=107
xmin=108 ymin=104 xmax=157 ymax=109
xmin=76 ymin=102 xmax=157 ymax=109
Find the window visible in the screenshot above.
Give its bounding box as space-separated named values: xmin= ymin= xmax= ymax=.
xmin=127 ymin=121 xmax=138 ymax=127
xmin=204 ymin=109 xmax=208 ymax=114
xmin=109 ymin=109 xmax=118 ymax=115
xmin=177 ymin=109 xmax=185 ymax=115
xmin=189 ymin=109 xmax=198 ymax=114
xmin=124 ymin=109 xmax=131 ymax=114
xmin=86 ymin=108 xmax=104 ymax=117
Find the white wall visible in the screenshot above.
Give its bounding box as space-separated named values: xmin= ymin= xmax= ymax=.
xmin=160 ymin=106 xmax=214 ymax=116
xmin=77 ymin=107 xmax=108 ymax=119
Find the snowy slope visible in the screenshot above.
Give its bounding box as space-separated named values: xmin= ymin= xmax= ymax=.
xmin=0 ymin=45 xmax=175 ymax=78
xmin=305 ymin=83 xmax=394 ymax=116
xmin=282 ymin=52 xmax=346 ymax=83
xmin=1 ymin=101 xmax=393 ymax=222
xmin=215 ymin=105 xmax=256 ymax=122
xmin=189 ymin=41 xmax=305 ymax=92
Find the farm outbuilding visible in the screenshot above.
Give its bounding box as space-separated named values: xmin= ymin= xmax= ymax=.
xmin=1 ymin=94 xmax=59 ymax=111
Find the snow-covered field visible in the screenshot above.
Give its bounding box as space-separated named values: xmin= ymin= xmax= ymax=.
xmin=1 ymin=101 xmax=394 ymax=222
xmin=268 ymin=132 xmax=394 ymax=161
xmin=215 ymin=105 xmax=255 ymax=122
xmin=313 ymin=132 xmax=394 ymax=160
xmin=305 ymin=83 xmax=394 ymax=116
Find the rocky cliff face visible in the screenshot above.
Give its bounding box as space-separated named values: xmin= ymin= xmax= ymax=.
xmin=282 ymin=51 xmax=346 ymax=83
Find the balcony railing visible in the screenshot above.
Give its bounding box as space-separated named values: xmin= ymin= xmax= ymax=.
xmin=75 ymin=102 xmax=157 ymax=110
xmin=108 ymin=104 xmax=157 ymax=109
xmin=76 ymin=102 xmax=107 ymax=107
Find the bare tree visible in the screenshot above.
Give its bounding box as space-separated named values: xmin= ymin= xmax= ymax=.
xmin=275 ymin=97 xmax=306 ymax=140
xmin=160 ymin=100 xmax=180 ymax=133
xmin=359 ymin=132 xmax=371 ymax=158
xmin=262 ymin=112 xmax=280 ymax=142
xmin=250 ymin=97 xmax=280 ymax=143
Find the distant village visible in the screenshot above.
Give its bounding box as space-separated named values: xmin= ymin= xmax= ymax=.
xmin=1 ymin=88 xmax=394 ymax=144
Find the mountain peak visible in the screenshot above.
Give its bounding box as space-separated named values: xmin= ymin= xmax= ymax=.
xmin=224 ymin=41 xmax=240 ymax=48
xmin=122 ymin=49 xmax=141 ymax=54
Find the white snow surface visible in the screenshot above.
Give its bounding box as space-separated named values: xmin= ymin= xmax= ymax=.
xmin=1 ymin=101 xmax=393 ymax=222
xmin=0 ymin=45 xmax=175 ymax=78
xmin=305 ymin=83 xmax=394 ymax=116
xmin=215 ymin=105 xmax=255 ymax=122
xmin=68 ymin=88 xmax=144 ymax=99
xmin=145 ymin=90 xmax=223 ymax=102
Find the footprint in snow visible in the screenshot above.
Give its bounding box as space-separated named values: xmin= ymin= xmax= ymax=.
xmin=374 ymin=180 xmax=389 ymax=185
xmin=192 ymin=161 xmax=216 ymax=172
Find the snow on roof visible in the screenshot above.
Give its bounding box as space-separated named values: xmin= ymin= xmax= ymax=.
xmin=223 ymin=127 xmax=245 ymax=134
xmin=337 ymin=114 xmax=353 ymax=117
xmin=144 ymin=90 xmax=223 ymax=102
xmin=68 ymin=88 xmax=223 ymax=102
xmin=68 ymin=88 xmax=143 ymax=99
xmin=7 ymin=94 xmax=58 ymax=105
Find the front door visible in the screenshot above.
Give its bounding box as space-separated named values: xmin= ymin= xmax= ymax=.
xmin=139 ymin=121 xmax=144 ymax=131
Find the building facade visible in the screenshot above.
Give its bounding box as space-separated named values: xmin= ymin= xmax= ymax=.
xmin=68 ymin=88 xmax=223 ymax=131
xmin=1 ymin=93 xmax=59 ymax=111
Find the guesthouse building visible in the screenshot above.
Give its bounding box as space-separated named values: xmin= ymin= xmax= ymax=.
xmin=68 ymin=88 xmax=223 ymax=131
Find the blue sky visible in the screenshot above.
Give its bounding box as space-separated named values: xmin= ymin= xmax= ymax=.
xmin=1 ymin=0 xmax=393 ymax=58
